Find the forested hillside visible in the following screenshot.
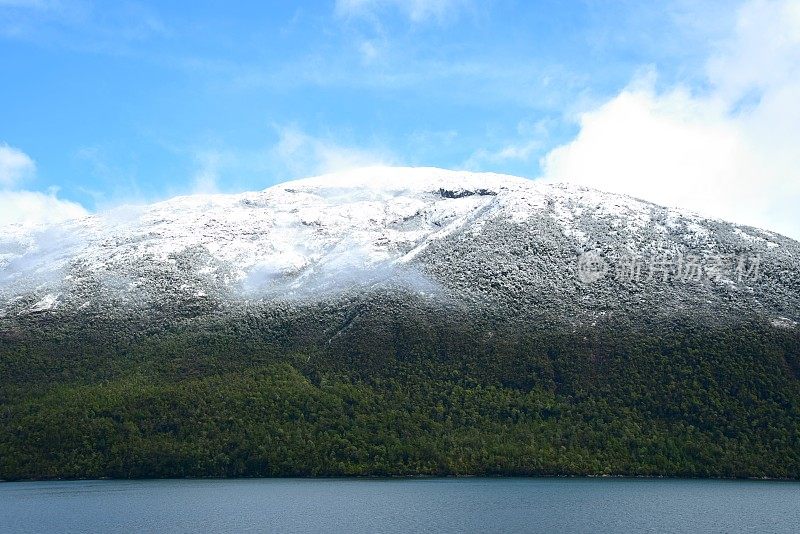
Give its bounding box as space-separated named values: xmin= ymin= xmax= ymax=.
xmin=2 ymin=305 xmax=799 ymax=480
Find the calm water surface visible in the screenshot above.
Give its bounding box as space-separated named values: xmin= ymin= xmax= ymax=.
xmin=1 ymin=478 xmax=798 ymax=533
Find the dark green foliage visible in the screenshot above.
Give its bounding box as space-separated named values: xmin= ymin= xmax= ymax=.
xmin=1 ymin=312 xmax=799 ymax=480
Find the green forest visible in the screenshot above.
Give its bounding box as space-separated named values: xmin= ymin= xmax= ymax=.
xmin=1 ymin=312 xmax=799 ymax=480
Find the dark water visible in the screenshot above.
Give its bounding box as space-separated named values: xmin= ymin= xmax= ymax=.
xmin=1 ymin=478 xmax=798 ymax=533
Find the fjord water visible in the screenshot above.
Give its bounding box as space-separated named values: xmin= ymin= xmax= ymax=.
xmin=2 ymin=478 xmax=799 ymax=533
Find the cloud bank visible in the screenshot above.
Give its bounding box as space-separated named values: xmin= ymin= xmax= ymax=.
xmin=0 ymin=143 xmax=88 ymax=227
xmin=0 ymin=143 xmax=36 ymax=187
xmin=541 ymin=0 xmax=800 ymax=240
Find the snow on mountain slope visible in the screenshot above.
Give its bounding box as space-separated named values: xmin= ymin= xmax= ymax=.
xmin=0 ymin=166 xmax=797 ymax=323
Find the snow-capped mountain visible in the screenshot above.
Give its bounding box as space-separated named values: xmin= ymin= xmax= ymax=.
xmin=1 ymin=167 xmax=798 ymax=328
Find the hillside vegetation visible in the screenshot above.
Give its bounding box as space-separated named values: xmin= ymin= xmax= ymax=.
xmin=2 ymin=308 xmax=799 ymax=480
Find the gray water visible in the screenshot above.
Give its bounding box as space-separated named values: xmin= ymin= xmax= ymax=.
xmin=1 ymin=478 xmax=798 ymax=533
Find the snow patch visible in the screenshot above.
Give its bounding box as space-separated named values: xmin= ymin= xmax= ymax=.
xmin=30 ymin=293 xmax=58 ymax=312
xmin=771 ymin=317 xmax=797 ymax=330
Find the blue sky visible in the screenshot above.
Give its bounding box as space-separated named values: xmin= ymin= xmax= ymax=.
xmin=1 ymin=0 xmax=799 ymax=238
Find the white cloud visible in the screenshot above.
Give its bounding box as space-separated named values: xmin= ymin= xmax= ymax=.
xmin=540 ymin=0 xmax=800 ymax=240
xmin=0 ymin=143 xmax=88 ymax=227
xmin=0 ymin=143 xmax=36 ymax=187
xmin=270 ymin=125 xmax=395 ymax=178
xmin=0 ymin=189 xmax=87 ymax=227
xmin=335 ymin=0 xmax=469 ymax=24
xmin=707 ymin=0 xmax=800 ymax=103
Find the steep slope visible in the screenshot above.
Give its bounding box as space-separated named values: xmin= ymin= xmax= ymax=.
xmin=1 ymin=167 xmax=799 ymax=480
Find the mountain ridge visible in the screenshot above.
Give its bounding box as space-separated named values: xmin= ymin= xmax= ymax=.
xmin=1 ymin=166 xmax=797 ymax=326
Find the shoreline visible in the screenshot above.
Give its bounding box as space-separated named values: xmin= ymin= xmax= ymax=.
xmin=3 ymin=473 xmax=800 ymax=484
